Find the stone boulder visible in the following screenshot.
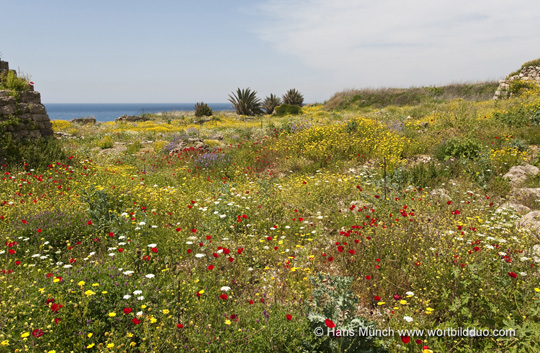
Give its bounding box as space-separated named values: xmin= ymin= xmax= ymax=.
xmin=71 ymin=117 xmax=96 ymax=125
xmin=503 ymin=164 xmax=539 ymax=187
xmin=516 ymin=210 xmax=540 ymax=240
xmin=115 ymin=115 xmax=150 ymax=122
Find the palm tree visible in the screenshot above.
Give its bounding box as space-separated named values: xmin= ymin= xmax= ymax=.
xmin=228 ymin=88 xmax=263 ymax=116
xmin=263 ymin=94 xmax=282 ymax=114
xmin=282 ymin=88 xmax=304 ymax=107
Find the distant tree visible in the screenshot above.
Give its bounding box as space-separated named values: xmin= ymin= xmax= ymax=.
xmin=194 ymin=102 xmax=213 ymax=117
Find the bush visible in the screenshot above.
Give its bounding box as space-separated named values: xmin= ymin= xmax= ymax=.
xmin=0 ymin=135 xmax=67 ymax=168
xmin=434 ymin=137 xmax=482 ymax=160
xmin=509 ymin=80 xmax=538 ymax=96
xmin=194 ymin=102 xmax=213 ymax=117
xmin=0 ymin=70 xmax=31 ymax=93
xmin=274 ymin=104 xmax=301 ymax=116
xmin=98 ymin=135 xmax=114 ymax=149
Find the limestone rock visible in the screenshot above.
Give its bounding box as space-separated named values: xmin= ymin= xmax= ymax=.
xmin=430 ymin=188 xmax=451 ymax=201
xmin=517 ymin=211 xmax=540 ymax=240
xmin=115 ymin=115 xmax=150 ymax=122
xmin=498 ymin=202 xmax=531 ymax=214
xmin=71 ymin=117 xmax=96 ymax=125
xmin=503 ymin=164 xmax=539 ymax=187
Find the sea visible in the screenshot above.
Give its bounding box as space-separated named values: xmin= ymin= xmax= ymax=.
xmin=43 ymin=103 xmax=234 ymax=122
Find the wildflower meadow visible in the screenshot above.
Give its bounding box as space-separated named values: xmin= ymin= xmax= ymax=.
xmin=2 ymin=87 xmax=540 ymax=353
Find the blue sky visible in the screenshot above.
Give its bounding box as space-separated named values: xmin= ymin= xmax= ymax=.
xmin=2 ymin=0 xmax=539 ymax=103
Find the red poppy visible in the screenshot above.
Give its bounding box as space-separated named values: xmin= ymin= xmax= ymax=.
xmin=177 ymin=323 xmax=184 ymax=328
xmin=50 ymin=303 xmax=63 ymax=313
xmin=393 ymin=294 xmax=402 ymax=300
xmin=118 ymin=248 xmax=124 ymax=252
xmin=401 ymin=336 xmax=411 ymax=344
xmin=132 ymin=318 xmax=141 ymax=324
xmin=415 ymin=339 xmax=422 ymax=344
xmin=32 ymin=329 xmax=44 ymax=337
xmin=123 ymin=308 xmax=132 ymax=314
xmin=286 ymin=314 xmax=292 ymax=321
xmin=365 ymin=275 xmax=371 ymax=280
xmin=325 ymin=319 xmax=336 ymax=328
xmin=223 ymin=248 xmax=231 ymax=255
xmin=87 ymin=221 xmax=93 ymax=225
xmin=15 ymin=260 xmax=21 ymax=265
xmin=54 ymin=318 xmax=61 ymax=325
xmin=109 ymin=232 xmax=114 ymax=237
xmin=151 ymin=247 xmax=158 ymax=253
xmin=220 ymin=294 xmax=228 ymax=300
xmin=37 ymin=229 xmax=42 ymax=233
xmin=328 ymin=257 xmax=334 ymax=262
xmin=229 ymin=257 xmax=234 ymax=262
xmin=230 ymin=314 xmax=239 ymax=322
xmin=508 ymin=272 xmax=517 ymax=279
xmin=176 ymin=227 xmax=181 ymax=232
xmin=374 ymin=296 xmax=381 ymax=301
xmin=348 ymin=249 xmax=355 ymax=255
xmin=248 ymin=300 xmax=254 ymax=305
xmin=22 ymin=219 xmax=27 ymax=224
xmin=208 ymin=265 xmax=214 ymax=270
xmin=187 ymin=249 xmax=192 ymax=253
xmin=238 ymin=248 xmax=244 ymax=254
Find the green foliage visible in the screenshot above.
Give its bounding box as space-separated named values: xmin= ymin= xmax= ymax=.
xmin=434 ymin=137 xmax=482 ymax=160
xmin=304 ymin=274 xmax=382 ymax=353
xmin=228 ymin=88 xmax=263 ymax=116
xmin=274 ymin=104 xmax=301 ymax=116
xmin=325 ymin=82 xmax=499 ymax=110
xmin=509 ymin=80 xmax=538 ymax=96
xmin=263 ymin=93 xmax=282 ymax=114
xmin=0 ymin=70 xmax=30 ymax=93
xmin=0 ymin=134 xmax=66 ymax=169
xmin=282 ymin=88 xmax=304 ymax=107
xmin=126 ymin=140 xmax=142 ymax=154
xmin=194 ymin=102 xmax=213 ymax=117
xmin=98 ymin=135 xmax=114 ymax=149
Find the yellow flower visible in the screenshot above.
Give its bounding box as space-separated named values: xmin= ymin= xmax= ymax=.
xmin=199 ymin=289 xmax=204 ymax=294
xmin=20 ymin=332 xmax=30 ymax=338
xmin=225 ymin=320 xmax=231 ymax=325
xmin=1 ymin=340 xmax=9 ymax=346
xmin=162 ymin=309 xmax=170 ymax=314
xmin=377 ymin=302 xmax=385 ymax=306
xmin=78 ymin=281 xmax=85 ymax=287
xmin=53 ymin=278 xmax=60 ymax=283
xmin=92 ymin=283 xmax=99 ymax=287
xmin=108 ymin=312 xmax=116 ymax=317
xmin=150 ymin=315 xmax=157 ymax=324
xmin=48 ymin=351 xmax=56 ymax=353
xmin=101 ymin=291 xmax=107 ymax=294
xmin=535 ymin=288 xmax=540 ymax=292
xmin=127 ymin=333 xmax=133 ymax=338
xmin=141 ymin=305 xmax=147 ymax=309
xmin=85 ymin=290 xmax=96 ymax=296
xmin=107 ymin=343 xmax=114 ymax=348
xmin=399 ymin=300 xmax=407 ymax=305
xmin=87 ymin=343 xmax=95 ymax=348
xmin=88 ymin=333 xmax=93 ymax=338
xmin=130 ymin=342 xmax=137 ymax=347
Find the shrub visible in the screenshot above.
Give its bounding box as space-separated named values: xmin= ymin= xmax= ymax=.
xmin=274 ymin=104 xmax=301 ymax=116
xmin=282 ymin=88 xmax=304 ymax=106
xmin=0 ymin=70 xmax=31 ymax=93
xmin=194 ymin=102 xmax=213 ymax=117
xmin=98 ymin=135 xmax=114 ymax=149
xmin=262 ymin=94 xmax=281 ymax=114
xmin=228 ymin=88 xmax=263 ymax=116
xmin=509 ymin=80 xmax=538 ymax=96
xmin=434 ymin=137 xmax=482 ymax=160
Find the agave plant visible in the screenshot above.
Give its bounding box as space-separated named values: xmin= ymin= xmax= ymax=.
xmin=262 ymin=94 xmax=282 ymax=114
xmin=228 ymin=88 xmax=263 ymax=116
xmin=194 ymin=102 xmax=213 ymax=117
xmin=282 ymin=88 xmax=304 ymax=107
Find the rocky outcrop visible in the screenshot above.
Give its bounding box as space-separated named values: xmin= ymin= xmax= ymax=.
xmin=0 ymin=61 xmax=55 ymax=162
xmin=494 ymin=63 xmax=540 ymax=100
xmin=70 ymin=117 xmax=96 ymax=125
xmin=115 ymin=115 xmax=150 ymax=122
xmin=503 ymin=164 xmax=539 ymax=187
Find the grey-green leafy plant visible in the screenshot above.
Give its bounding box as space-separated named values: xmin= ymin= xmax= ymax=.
xmin=194 ymin=102 xmax=213 ymax=117
xmin=228 ymin=88 xmax=263 ymax=116
xmin=304 ymin=273 xmax=384 ymax=353
xmin=263 ymin=93 xmax=282 ymax=114
xmin=283 ymin=88 xmax=304 ymax=106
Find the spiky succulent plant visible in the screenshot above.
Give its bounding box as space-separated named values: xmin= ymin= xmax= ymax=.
xmin=228 ymin=88 xmax=263 ymax=116
xmin=282 ymin=88 xmax=304 ymax=107
xmin=263 ymin=94 xmax=282 ymax=114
